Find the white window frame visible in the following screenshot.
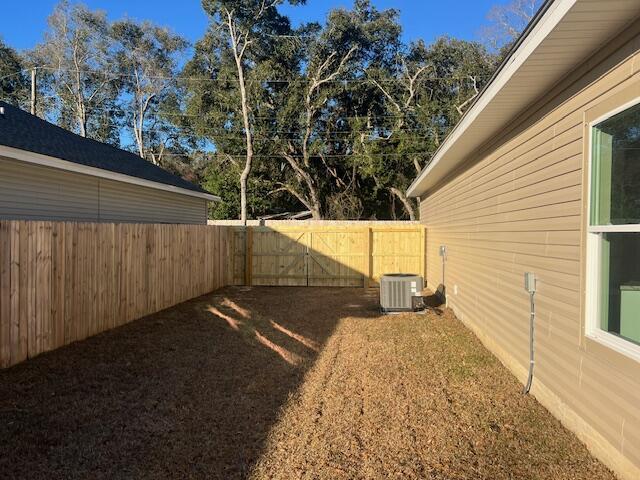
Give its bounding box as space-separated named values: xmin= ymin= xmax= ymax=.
xmin=585 ymin=95 xmax=640 ymax=363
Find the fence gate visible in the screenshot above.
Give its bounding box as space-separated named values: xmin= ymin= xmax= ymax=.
xmin=307 ymin=229 xmax=367 ymax=286
xmin=229 ymin=224 xmax=425 ymax=288
xmin=252 ymin=229 xmax=309 ymax=286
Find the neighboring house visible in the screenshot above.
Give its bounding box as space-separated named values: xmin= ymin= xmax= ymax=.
xmin=0 ymin=102 xmax=219 ymax=224
xmin=408 ymin=1 xmax=640 ymax=479
xmin=258 ymin=210 xmax=314 ymax=220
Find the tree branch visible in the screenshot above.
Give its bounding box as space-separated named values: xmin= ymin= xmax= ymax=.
xmin=389 ymin=187 xmax=416 ymax=220
xmin=319 ymin=152 xmax=348 ymax=188
xmin=413 ymin=157 xmax=422 ymax=174
xmin=271 ymin=182 xmax=313 ymax=212
xmin=455 ymin=75 xmax=479 ymax=115
xmin=309 ymin=45 xmax=358 ymax=94
xmin=403 ymin=63 xmax=430 ymax=109
xmin=370 ymin=76 xmax=401 ymax=113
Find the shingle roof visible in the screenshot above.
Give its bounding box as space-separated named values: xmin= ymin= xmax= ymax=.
xmin=0 ymin=101 xmax=211 ymax=196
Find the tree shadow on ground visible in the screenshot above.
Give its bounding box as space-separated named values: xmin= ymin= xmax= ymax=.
xmin=0 ymin=286 xmax=379 ymax=480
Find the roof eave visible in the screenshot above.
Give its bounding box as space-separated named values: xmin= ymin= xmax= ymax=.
xmin=0 ymin=144 xmax=221 ymax=202
xmin=407 ymin=0 xmax=571 ymax=198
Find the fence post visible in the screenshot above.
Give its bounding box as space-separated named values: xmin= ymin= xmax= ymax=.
xmin=420 ymin=226 xmax=426 ymax=285
xmin=0 ymin=221 xmax=10 ymax=368
xmin=364 ymin=226 xmax=372 ymax=289
xmin=244 ymin=226 xmax=253 ymax=286
xmin=224 ymin=228 xmax=230 ymax=286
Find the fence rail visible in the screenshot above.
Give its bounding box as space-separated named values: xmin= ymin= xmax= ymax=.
xmin=0 ymin=221 xmax=232 ymax=368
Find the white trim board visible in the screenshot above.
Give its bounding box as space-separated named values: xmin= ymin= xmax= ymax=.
xmin=584 ymin=95 xmax=640 ymax=364
xmin=0 ymin=144 xmax=221 ymax=202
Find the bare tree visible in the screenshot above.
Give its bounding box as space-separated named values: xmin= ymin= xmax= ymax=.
xmin=225 ymin=8 xmax=253 ymax=224
xmin=218 ymin=0 xmax=280 ymax=224
xmin=112 ymin=20 xmax=188 ymax=162
xmin=481 ymin=0 xmax=542 ymax=51
xmin=32 ymin=1 xmax=116 ymax=137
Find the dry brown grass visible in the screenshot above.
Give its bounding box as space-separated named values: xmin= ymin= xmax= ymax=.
xmin=0 ymin=287 xmax=615 ymax=479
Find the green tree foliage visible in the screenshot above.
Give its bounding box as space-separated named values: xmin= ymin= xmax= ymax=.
xmin=268 ymin=0 xmax=403 ymax=219
xmin=182 ymin=0 xmax=497 ymax=220
xmin=0 ymin=39 xmax=29 ymax=108
xmin=183 ymin=0 xmax=306 ymax=221
xmin=358 ymin=37 xmax=495 ymax=219
xmin=2 ymin=0 xmax=533 ymax=220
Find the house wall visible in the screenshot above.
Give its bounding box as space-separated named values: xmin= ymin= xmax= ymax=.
xmin=419 ymin=21 xmax=640 ymax=480
xmin=0 ymin=156 xmax=208 ymax=224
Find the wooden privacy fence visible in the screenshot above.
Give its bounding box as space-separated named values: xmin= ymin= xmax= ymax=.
xmin=0 ymin=221 xmax=232 ymax=368
xmin=228 ymin=224 xmax=426 ymax=287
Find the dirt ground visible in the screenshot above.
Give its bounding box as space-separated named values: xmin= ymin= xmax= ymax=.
xmin=0 ymin=287 xmax=615 ymax=480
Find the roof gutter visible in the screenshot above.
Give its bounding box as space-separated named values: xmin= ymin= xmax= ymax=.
xmin=406 ymin=0 xmax=559 ymax=198
xmin=0 ymin=144 xmax=221 ymax=202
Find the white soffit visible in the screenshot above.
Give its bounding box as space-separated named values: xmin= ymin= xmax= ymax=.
xmin=407 ymin=0 xmax=640 ymax=198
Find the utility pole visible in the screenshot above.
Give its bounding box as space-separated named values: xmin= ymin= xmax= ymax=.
xmin=30 ymin=68 xmax=37 ymax=116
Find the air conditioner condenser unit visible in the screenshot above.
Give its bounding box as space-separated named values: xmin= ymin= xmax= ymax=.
xmin=380 ymin=273 xmax=424 ymax=312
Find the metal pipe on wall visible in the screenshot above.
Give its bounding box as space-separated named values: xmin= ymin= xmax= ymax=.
xmin=523 ymin=272 xmax=536 ymax=394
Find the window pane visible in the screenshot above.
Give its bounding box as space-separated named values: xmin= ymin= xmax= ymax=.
xmin=591 ymin=102 xmax=640 ymax=225
xmin=600 ymin=232 xmax=640 ymax=345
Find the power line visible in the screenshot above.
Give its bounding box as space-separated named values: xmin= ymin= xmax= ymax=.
xmin=49 ymin=111 xmax=449 ymax=137
xmin=160 ymin=151 xmax=432 ymax=159
xmin=83 ymin=125 xmax=442 ymax=141
xmin=33 ymin=104 xmax=453 ymax=137
xmin=35 ymin=65 xmax=489 ymax=84
xmin=77 ymin=123 xmax=445 ymax=139
xmin=2 ymin=65 xmax=456 ymax=147
xmin=8 ymin=102 xmax=449 ymax=139
xmin=79 ymin=105 xmax=449 ymax=122
xmin=111 ymin=124 xmax=443 ymax=136
xmin=0 ymin=69 xmax=30 ymax=82
xmin=162 ymin=133 xmax=434 ymax=141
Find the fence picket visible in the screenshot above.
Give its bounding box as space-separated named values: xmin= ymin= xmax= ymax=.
xmin=0 ymin=221 xmax=233 ymax=368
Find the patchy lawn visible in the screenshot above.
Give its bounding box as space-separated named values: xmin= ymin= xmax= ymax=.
xmin=0 ymin=287 xmax=614 ymax=480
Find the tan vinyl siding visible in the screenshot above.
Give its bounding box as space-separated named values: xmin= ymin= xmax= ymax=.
xmin=98 ymin=178 xmax=206 ymax=224
xmin=0 ymin=156 xmax=100 ymax=221
xmin=0 ymin=156 xmax=207 ymax=224
xmin=420 ymin=22 xmax=640 ymax=480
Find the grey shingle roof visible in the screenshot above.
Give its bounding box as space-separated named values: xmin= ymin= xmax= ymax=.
xmin=0 ymin=101 xmax=211 ymax=196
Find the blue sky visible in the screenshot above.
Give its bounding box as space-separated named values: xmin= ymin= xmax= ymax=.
xmin=3 ymin=0 xmax=503 ymax=51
